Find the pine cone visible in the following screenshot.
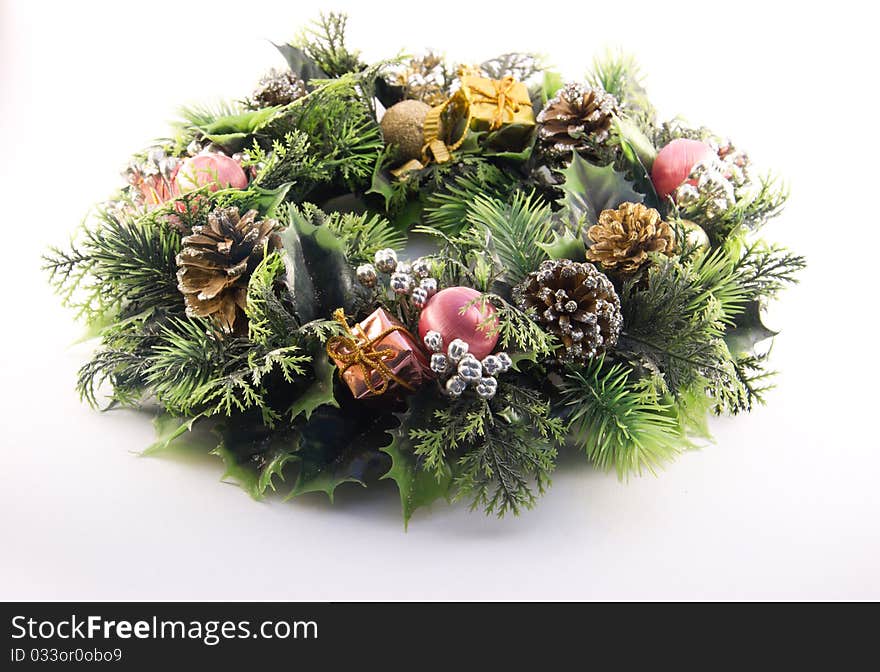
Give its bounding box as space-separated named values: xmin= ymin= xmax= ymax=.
xmin=251 ymin=69 xmax=307 ymax=108
xmin=536 ymin=82 xmax=620 ymax=166
xmin=587 ymin=202 xmax=675 ymax=274
xmin=513 ymin=259 xmax=622 ymax=363
xmin=176 ymin=207 xmax=278 ymax=332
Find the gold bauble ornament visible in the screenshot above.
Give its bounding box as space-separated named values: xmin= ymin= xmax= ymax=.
xmin=380 ymin=100 xmax=431 ymax=162
xmin=680 ymin=219 xmax=710 ymax=251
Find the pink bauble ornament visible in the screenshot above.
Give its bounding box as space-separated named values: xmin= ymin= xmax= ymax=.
xmin=175 ymin=153 xmax=248 ymax=193
xmin=651 ymin=138 xmax=714 ymax=200
xmin=418 ymin=287 xmax=499 ymax=360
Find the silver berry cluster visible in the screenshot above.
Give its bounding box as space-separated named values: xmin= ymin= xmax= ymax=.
xmin=674 ymin=140 xmax=751 ymax=219
xmin=422 ymin=331 xmax=512 ymax=400
xmin=356 ymin=249 xmax=439 ymax=308
xmin=123 ymin=146 xmax=178 ymax=187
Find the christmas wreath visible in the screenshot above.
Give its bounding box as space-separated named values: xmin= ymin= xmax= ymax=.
xmin=45 ymin=13 xmax=804 ymax=523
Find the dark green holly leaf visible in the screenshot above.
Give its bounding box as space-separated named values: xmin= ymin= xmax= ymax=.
xmin=212 ymin=423 xmax=299 ymax=499
xmin=289 ymin=345 xmax=339 ymax=422
xmin=381 ymin=390 xmax=453 ymax=527
xmin=272 ymin=43 xmax=328 ymax=85
xmin=276 ymin=219 xmax=316 ymax=324
xmin=558 ymin=153 xmax=644 ymax=228
xmin=725 ymin=300 xmax=777 ymax=356
xmin=285 ymin=407 xmax=389 ymax=502
xmin=614 ymin=116 xmax=660 ymax=208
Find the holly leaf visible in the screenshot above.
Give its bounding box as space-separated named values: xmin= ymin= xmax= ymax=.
xmin=558 ymin=153 xmax=644 ymax=227
xmin=285 ymin=407 xmax=389 ymax=502
xmin=614 ymin=116 xmax=660 ymax=208
xmin=286 ymin=205 xmax=361 ymax=317
xmin=381 ymin=390 xmax=453 ymax=527
xmin=537 ymin=230 xmax=586 ymax=261
xmin=725 ymin=301 xmax=777 ymax=356
xmin=143 ymin=413 xmax=205 ymax=456
xmin=289 ymin=345 xmax=339 ymax=422
xmin=199 ymin=108 xmax=280 ymax=152
xmin=272 ymin=42 xmax=328 ymax=85
xmin=212 ymin=424 xmax=299 ymax=499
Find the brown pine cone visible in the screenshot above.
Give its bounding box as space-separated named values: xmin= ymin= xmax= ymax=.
xmin=587 ymin=202 xmax=675 ymax=275
xmin=251 ymin=69 xmax=307 ymax=108
xmin=513 ymin=259 xmax=622 ymax=363
xmin=176 ymin=207 xmax=279 ymax=332
xmin=536 ymin=82 xmax=620 ymax=166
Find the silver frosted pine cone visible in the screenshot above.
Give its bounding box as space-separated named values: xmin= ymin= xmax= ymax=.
xmin=513 ymin=259 xmax=623 ymax=363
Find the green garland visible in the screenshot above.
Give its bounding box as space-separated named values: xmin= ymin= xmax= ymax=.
xmin=44 ymin=13 xmax=804 ymax=524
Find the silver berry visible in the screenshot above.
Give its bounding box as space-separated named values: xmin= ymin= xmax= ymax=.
xmin=430 ymin=353 xmax=449 ymax=374
xmin=423 ymin=330 xmax=443 ymax=352
xmin=447 ymin=338 xmax=469 ymax=362
xmin=390 ymin=272 xmax=414 ymax=295
xmin=419 ymin=277 xmax=438 ymax=297
xmin=457 ymin=354 xmax=482 ymax=382
xmin=411 ymin=257 xmax=432 ymax=279
xmin=481 ymin=354 xmax=503 ymax=376
xmin=356 ymin=263 xmax=378 ymax=288
xmin=374 ymin=248 xmax=398 ymax=274
xmin=445 ymin=375 xmax=467 ymax=397
xmin=411 ymin=287 xmax=429 ymax=308
xmin=475 ymin=376 xmax=498 ymax=400
xmin=496 ymin=352 xmax=512 ymax=372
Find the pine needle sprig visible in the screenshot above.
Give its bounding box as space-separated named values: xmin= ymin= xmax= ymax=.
xmin=422 ymin=161 xmax=517 ymax=234
xmin=732 ymin=241 xmax=806 ymax=302
xmin=295 ymin=12 xmax=362 ymax=78
xmin=464 ymin=190 xmax=555 ymax=284
xmin=560 ymin=357 xmax=684 ymax=477
xmin=43 ymin=209 xmax=182 ymax=324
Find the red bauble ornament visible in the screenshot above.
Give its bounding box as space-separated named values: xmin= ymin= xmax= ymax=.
xmin=651 ymin=138 xmax=714 ymax=200
xmin=176 ymin=153 xmax=248 ymax=194
xmin=418 ymin=286 xmax=499 ymax=360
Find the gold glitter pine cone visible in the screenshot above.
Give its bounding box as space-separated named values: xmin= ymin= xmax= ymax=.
xmin=586 ymin=202 xmax=675 ymax=275
xmin=536 ymin=82 xmax=620 ymax=164
xmin=513 ymin=259 xmax=622 ymax=364
xmin=176 ymin=207 xmax=278 ymax=332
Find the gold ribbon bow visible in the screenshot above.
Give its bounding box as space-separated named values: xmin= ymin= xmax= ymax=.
xmin=325 ymin=308 xmax=416 ymax=396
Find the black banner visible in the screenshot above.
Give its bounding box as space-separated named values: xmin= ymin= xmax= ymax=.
xmin=0 ymin=601 xmax=867 ymax=666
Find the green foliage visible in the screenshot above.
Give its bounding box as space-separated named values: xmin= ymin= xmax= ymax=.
xmin=678 ymin=172 xmax=789 ymax=242
xmin=465 ymin=191 xmax=555 ymax=284
xmin=295 ymin=12 xmax=362 ymax=78
xmin=732 ymin=240 xmax=806 ymax=302
xmin=256 ymin=74 xmax=383 ymax=196
xmin=478 ymin=294 xmax=557 ymax=359
xmin=451 ymin=383 xmax=564 ymax=516
xmin=43 ymin=208 xmax=182 ymax=324
xmin=558 ymin=153 xmax=644 ymax=230
xmin=560 ymin=358 xmax=685 ymax=477
xmin=422 ymin=161 xmax=517 ymax=234
xmin=277 ymin=203 xmax=367 ymax=324
xmin=381 ymin=390 xmax=454 ymax=526
xmin=588 ymin=50 xmax=656 ymax=126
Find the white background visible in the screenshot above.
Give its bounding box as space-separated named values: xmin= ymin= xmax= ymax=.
xmin=1 ymin=0 xmax=877 ymax=600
